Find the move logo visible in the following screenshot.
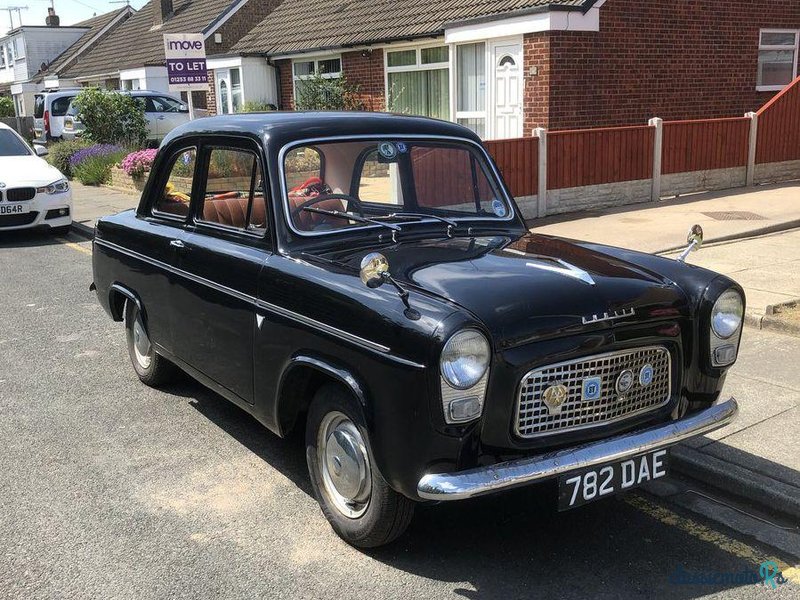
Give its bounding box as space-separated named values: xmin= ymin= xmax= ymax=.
xmin=167 ymin=40 xmax=204 ymax=51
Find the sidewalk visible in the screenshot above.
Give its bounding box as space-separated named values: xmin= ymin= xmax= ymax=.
xmin=70 ymin=182 xmax=140 ymax=237
xmin=531 ymin=181 xmax=800 ymax=324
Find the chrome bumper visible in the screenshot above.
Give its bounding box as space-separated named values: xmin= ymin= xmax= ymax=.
xmin=417 ymin=398 xmax=738 ymax=501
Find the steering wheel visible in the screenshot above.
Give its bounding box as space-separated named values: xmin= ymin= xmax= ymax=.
xmin=291 ymin=193 xmax=364 ymax=217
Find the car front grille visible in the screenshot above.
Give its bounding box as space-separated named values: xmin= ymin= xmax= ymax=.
xmin=6 ymin=187 xmax=36 ymax=202
xmin=515 ymin=346 xmax=672 ymax=439
xmin=0 ymin=212 xmax=38 ymax=227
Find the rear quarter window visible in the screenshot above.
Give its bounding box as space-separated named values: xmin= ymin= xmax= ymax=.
xmin=50 ymin=96 xmax=75 ymax=117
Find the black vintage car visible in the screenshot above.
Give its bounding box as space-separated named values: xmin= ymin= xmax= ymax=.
xmin=92 ymin=112 xmax=743 ymax=547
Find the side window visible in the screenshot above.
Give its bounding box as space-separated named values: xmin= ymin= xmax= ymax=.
xmin=143 ymin=97 xmax=158 ymax=113
xmin=284 ymin=146 xmax=322 ymax=190
xmin=51 ymin=96 xmax=74 ymax=117
xmin=153 ymin=148 xmax=196 ymax=217
xmin=198 ymin=147 xmax=267 ymax=233
xmin=357 ymin=149 xmax=402 ymax=205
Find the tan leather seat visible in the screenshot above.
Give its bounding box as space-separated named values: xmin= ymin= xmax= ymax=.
xmin=202 ymin=195 xmax=267 ymax=229
xmin=287 ymin=195 xmax=346 ymax=231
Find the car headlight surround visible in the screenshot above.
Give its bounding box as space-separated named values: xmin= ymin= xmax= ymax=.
xmin=711 ymin=289 xmax=743 ymax=339
xmin=440 ymin=329 xmax=490 ymax=390
xmin=37 ymin=178 xmax=70 ymax=195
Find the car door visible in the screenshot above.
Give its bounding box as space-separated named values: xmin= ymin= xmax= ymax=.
xmin=122 ymin=143 xmax=199 ymax=355
xmin=169 ymin=139 xmax=270 ymax=404
xmin=154 ymin=96 xmax=190 ymax=136
xmin=141 ymin=97 xmax=161 ymax=141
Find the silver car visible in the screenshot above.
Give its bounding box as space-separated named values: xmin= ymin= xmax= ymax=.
xmin=62 ymin=90 xmax=190 ymax=144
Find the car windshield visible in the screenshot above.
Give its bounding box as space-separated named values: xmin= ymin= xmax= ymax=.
xmin=283 ymin=139 xmax=510 ymax=234
xmin=0 ymin=130 xmax=32 ymax=156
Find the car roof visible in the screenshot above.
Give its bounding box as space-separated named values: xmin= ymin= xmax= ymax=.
xmin=162 ymin=111 xmax=484 ymax=151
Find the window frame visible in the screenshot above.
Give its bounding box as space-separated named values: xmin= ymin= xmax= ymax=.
xmin=149 ymin=144 xmax=199 ymax=223
xmin=384 ymin=42 xmax=451 ymax=120
xmin=192 ymin=140 xmax=270 ymax=240
xmin=291 ymin=54 xmax=342 ymax=103
xmin=757 ymin=28 xmax=800 ymax=92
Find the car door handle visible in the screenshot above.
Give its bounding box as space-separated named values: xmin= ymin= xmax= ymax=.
xmin=157 ymin=116 xmax=166 ymax=120
xmin=169 ymin=239 xmax=185 ymax=249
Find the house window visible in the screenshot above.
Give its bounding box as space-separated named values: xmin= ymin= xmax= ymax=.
xmin=386 ymin=45 xmax=450 ymax=120
xmin=12 ymin=37 xmax=23 ymax=60
xmin=216 ymin=67 xmax=244 ymax=114
xmin=456 ymin=43 xmax=486 ymax=138
xmin=758 ymin=30 xmax=799 ymax=90
xmin=292 ymin=56 xmax=341 ymax=103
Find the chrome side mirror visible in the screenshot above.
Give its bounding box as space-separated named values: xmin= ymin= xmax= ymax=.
xmin=677 ymin=224 xmax=704 ymax=262
xmin=360 ymin=252 xmax=390 ymax=288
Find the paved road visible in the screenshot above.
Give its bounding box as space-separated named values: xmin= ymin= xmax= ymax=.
xmin=0 ymin=231 xmax=796 ymax=599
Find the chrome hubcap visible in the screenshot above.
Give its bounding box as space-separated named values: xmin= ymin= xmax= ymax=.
xmin=131 ymin=312 xmax=152 ymax=369
xmin=318 ymin=412 xmax=371 ymax=518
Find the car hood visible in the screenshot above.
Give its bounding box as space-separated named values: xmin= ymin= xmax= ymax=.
xmin=0 ymin=156 xmax=65 ymax=186
xmin=320 ymin=233 xmax=689 ymax=348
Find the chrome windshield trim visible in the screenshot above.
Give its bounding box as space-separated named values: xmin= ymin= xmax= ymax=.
xmin=93 ymin=238 xmax=411 ymax=362
xmin=417 ymin=398 xmax=738 ymax=501
xmin=277 ymin=133 xmax=517 ymax=239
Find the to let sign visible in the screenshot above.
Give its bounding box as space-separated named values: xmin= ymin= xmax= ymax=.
xmin=163 ymin=33 xmax=207 ymax=91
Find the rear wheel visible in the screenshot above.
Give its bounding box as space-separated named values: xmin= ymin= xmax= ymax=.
xmin=124 ymin=301 xmax=177 ymax=387
xmin=306 ymin=384 xmax=415 ymax=548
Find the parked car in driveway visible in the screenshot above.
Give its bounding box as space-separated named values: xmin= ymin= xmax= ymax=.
xmin=62 ymin=90 xmax=190 ymax=144
xmin=33 ymin=88 xmax=83 ymax=141
xmin=0 ymin=123 xmax=71 ymax=232
xmin=91 ymin=112 xmax=743 ymax=548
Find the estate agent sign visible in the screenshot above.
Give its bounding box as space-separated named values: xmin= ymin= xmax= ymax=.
xmin=163 ymin=33 xmax=208 ymax=91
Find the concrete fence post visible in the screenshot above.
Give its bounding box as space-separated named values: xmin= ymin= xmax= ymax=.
xmin=648 ymin=117 xmax=663 ymax=202
xmin=533 ymin=127 xmax=548 ymax=218
xmin=745 ymin=111 xmax=758 ymax=186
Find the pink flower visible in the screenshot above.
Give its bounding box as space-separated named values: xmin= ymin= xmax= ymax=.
xmin=121 ymin=149 xmax=158 ymax=177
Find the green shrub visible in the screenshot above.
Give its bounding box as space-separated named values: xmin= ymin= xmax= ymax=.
xmin=294 ymin=71 xmax=361 ymax=111
xmin=241 ymin=100 xmax=275 ymax=112
xmin=72 ymin=146 xmax=127 ymax=185
xmin=47 ymin=140 xmax=91 ymax=177
xmin=0 ymin=96 xmax=14 ymax=117
xmin=72 ymin=88 xmax=148 ymax=146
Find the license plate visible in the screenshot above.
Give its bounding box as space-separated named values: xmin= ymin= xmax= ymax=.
xmin=558 ymin=449 xmax=669 ymax=510
xmin=0 ymin=204 xmax=28 ymax=215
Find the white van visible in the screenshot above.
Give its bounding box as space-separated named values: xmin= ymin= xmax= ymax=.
xmin=33 ymin=89 xmax=82 ymax=141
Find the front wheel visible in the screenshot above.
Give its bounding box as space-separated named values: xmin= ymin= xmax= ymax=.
xmin=306 ymin=385 xmax=415 ymax=548
xmin=124 ymin=300 xmax=177 ymax=387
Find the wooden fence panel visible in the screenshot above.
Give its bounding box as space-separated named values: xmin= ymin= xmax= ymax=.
xmin=662 ymin=118 xmax=750 ymax=174
xmin=484 ymin=137 xmax=538 ymax=197
xmin=547 ymin=126 xmax=654 ymax=190
xmin=757 ymin=76 xmax=800 ymax=164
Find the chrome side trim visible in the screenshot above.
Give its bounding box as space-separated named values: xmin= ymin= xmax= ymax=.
xmin=417 ymin=398 xmax=738 ymax=501
xmin=256 ymin=299 xmax=390 ymax=354
xmin=94 ymin=238 xmax=401 ymax=360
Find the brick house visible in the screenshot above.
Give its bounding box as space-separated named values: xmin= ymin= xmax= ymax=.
xmin=51 ymin=0 xmax=281 ymax=110
xmin=212 ymin=0 xmax=800 ymax=139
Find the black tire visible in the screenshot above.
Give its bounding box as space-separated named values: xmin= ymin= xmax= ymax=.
xmin=306 ymin=384 xmax=415 ymax=548
xmin=124 ymin=300 xmax=178 ymax=387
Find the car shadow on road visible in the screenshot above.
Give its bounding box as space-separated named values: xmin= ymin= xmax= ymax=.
xmin=0 ymin=229 xmax=76 ymax=248
xmin=160 ymin=378 xmax=770 ymax=599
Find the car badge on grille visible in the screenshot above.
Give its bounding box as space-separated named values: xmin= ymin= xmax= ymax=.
xmin=0 ymin=182 xmax=5 ymax=189
xmin=581 ymin=307 xmax=635 ymax=325
xmin=582 ymin=376 xmax=602 ymax=401
xmin=616 ymin=369 xmax=635 ymax=394
xmin=639 ymin=364 xmax=654 ymax=386
xmin=542 ymin=382 xmax=569 ymax=415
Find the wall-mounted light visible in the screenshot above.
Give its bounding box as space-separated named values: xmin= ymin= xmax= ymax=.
xmin=360 ymin=48 xmax=373 ymax=59
xmin=214 ymin=33 xmax=222 ymax=44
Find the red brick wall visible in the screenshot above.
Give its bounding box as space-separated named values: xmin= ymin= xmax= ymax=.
xmin=206 ymin=69 xmax=217 ymax=116
xmin=541 ymin=0 xmax=800 ymax=130
xmin=276 ymin=58 xmax=294 ymax=110
xmin=342 ymin=49 xmax=385 ymax=111
xmin=523 ymin=33 xmax=551 ymax=135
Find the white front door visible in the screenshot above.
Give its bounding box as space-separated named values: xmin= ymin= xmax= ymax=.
xmin=491 ymin=41 xmax=523 ymax=139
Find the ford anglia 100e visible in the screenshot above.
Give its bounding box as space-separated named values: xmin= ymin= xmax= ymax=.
xmin=91 ymin=112 xmax=743 ymax=547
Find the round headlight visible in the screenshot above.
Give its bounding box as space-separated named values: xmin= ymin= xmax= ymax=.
xmin=711 ymin=290 xmax=743 ymax=339
xmin=440 ymin=330 xmax=490 ymax=390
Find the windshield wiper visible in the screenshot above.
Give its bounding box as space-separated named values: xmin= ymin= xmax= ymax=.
xmin=302 ymin=206 xmax=402 ymax=232
xmin=376 ymin=212 xmax=459 ymax=228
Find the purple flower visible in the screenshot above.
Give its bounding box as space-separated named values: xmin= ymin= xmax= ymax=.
xmin=70 ymin=144 xmax=124 ymax=168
